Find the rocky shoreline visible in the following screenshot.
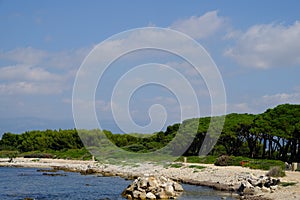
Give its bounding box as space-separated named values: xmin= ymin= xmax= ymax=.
xmin=1 ymin=158 xmax=299 ymax=199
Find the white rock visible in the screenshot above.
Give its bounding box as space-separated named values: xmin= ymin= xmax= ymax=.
xmin=261 ymin=186 xmax=271 ymax=193
xmin=173 ymin=182 xmax=184 ymax=191
xmin=146 ymin=192 xmax=156 ymax=199
xmin=270 ymin=185 xmax=278 ymax=190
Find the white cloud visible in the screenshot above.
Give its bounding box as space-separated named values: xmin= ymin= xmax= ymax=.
xmin=0 ymin=47 xmax=47 ymax=65
xmin=0 ymin=47 xmax=90 ymax=95
xmin=170 ymin=10 xmax=228 ymax=39
xmin=224 ymin=21 xmax=300 ymax=69
xmin=0 ymin=81 xmax=64 ymax=95
xmin=224 ymin=91 xmax=300 ymax=115
xmin=0 ymin=65 xmax=62 ymax=82
xmin=262 ymin=92 xmax=300 ymax=105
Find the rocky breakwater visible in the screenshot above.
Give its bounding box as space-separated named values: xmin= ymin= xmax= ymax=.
xmin=122 ymin=175 xmax=184 ymax=199
xmin=238 ymin=173 xmax=280 ymax=197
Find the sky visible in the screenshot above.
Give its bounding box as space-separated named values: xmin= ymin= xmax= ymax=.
xmin=1 ymin=0 xmax=300 ymax=135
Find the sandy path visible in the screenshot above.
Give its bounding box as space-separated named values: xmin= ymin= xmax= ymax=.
xmin=1 ymin=158 xmax=299 ymax=199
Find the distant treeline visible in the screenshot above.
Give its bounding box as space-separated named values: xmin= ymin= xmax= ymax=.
xmin=1 ymin=104 xmax=300 ymax=162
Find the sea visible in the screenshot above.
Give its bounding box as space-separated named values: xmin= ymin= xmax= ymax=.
xmin=0 ymin=167 xmax=235 ymax=200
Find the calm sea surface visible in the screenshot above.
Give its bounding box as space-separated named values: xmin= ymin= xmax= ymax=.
xmin=0 ymin=167 xmax=235 ymax=200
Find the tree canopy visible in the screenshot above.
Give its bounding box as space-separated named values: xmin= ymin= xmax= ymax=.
xmin=1 ymin=104 xmax=300 ymax=162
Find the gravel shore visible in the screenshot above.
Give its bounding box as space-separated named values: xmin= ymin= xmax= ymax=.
xmin=1 ymin=158 xmax=299 ymax=199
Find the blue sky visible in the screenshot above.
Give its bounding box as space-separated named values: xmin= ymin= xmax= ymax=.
xmin=1 ymin=1 xmax=300 ymax=134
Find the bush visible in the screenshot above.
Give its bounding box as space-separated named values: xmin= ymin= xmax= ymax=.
xmin=23 ymin=153 xmax=54 ymax=158
xmin=169 ymin=163 xmax=183 ymax=168
xmin=0 ymin=150 xmax=19 ymax=158
xmin=244 ymin=159 xmax=285 ymax=170
xmin=280 ymin=182 xmax=297 ymax=187
xmin=266 ymin=166 xmax=286 ymax=177
xmin=215 ymin=155 xmax=232 ymax=166
xmin=188 ymin=165 xmax=206 ymax=169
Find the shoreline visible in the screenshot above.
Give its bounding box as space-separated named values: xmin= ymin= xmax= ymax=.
xmin=1 ymin=158 xmax=300 ymax=200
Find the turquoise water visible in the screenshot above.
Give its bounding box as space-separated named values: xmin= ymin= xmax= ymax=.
xmin=0 ymin=167 xmax=235 ymax=200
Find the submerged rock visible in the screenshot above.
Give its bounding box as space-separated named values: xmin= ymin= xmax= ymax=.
xmin=122 ymin=175 xmax=183 ymax=199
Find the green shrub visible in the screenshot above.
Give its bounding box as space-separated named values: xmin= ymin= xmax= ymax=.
xmin=169 ymin=163 xmax=183 ymax=168
xmin=280 ymin=182 xmax=297 ymax=187
xmin=23 ymin=153 xmax=54 ymax=158
xmin=244 ymin=159 xmax=285 ymax=171
xmin=188 ymin=165 xmax=206 ymax=169
xmin=0 ymin=150 xmax=19 ymax=158
xmin=215 ymin=155 xmax=232 ymax=166
xmin=266 ymin=166 xmax=286 ymax=177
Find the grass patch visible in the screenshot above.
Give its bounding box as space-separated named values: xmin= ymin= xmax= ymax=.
xmin=243 ymin=159 xmax=285 ymax=171
xmin=49 ymin=148 xmax=92 ymax=160
xmin=176 ymin=155 xmax=285 ymax=171
xmin=280 ymin=182 xmax=297 ymax=187
xmin=169 ymin=163 xmax=183 ymax=168
xmin=188 ymin=165 xmax=206 ymax=170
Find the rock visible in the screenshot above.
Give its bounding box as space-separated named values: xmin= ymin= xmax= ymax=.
xmin=122 ymin=176 xmax=183 ymax=199
xmin=146 ymin=192 xmax=156 ymax=199
xmin=261 ymin=186 xmax=271 ymax=193
xmin=238 ymin=174 xmax=281 ymax=197
xmin=149 ymin=176 xmax=158 ymax=187
xmin=243 ymin=187 xmax=256 ymax=195
xmin=159 ymin=176 xmax=168 ymax=183
xmin=270 ymin=185 xmax=278 ymax=191
xmin=80 ymin=168 xmax=97 ymax=175
xmin=139 ymin=177 xmax=148 ymax=189
xmin=139 ymin=191 xmax=147 ymax=200
xmin=271 ymin=178 xmax=280 ymax=186
xmin=165 ymin=183 xmax=175 ymax=196
xmin=42 ymin=173 xmax=66 ymax=176
xmin=132 ymin=190 xmax=146 ymax=199
xmin=173 ymin=182 xmax=184 ymax=192
xmin=156 ymin=190 xmax=168 ymax=199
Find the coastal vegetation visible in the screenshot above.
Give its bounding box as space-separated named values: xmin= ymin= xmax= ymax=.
xmin=0 ymin=103 xmax=299 ymax=168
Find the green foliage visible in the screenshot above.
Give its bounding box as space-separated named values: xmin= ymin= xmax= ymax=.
xmin=243 ymin=159 xmax=285 ymax=170
xmin=50 ymin=148 xmax=92 ymax=160
xmin=188 ymin=165 xmax=206 ymax=169
xmin=23 ymin=153 xmax=54 ymax=158
xmin=215 ymin=155 xmax=232 ymax=166
xmin=0 ymin=129 xmax=83 ymax=153
xmin=18 ymin=148 xmax=92 ymax=160
xmin=0 ymin=103 xmax=299 ymax=165
xmin=169 ymin=163 xmax=183 ymax=168
xmin=0 ymin=150 xmax=19 ymax=158
xmin=280 ymin=182 xmax=297 ymax=187
xmin=266 ymin=166 xmax=286 ymax=177
xmin=122 ymin=144 xmax=147 ymax=152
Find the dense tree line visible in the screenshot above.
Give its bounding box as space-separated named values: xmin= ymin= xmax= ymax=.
xmin=1 ymin=104 xmax=299 ymax=162
xmin=0 ymin=129 xmax=83 ymax=152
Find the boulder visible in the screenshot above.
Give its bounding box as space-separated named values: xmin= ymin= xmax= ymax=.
xmin=238 ymin=174 xmax=280 ymax=197
xmin=173 ymin=182 xmax=184 ymax=192
xmin=122 ymin=176 xmax=183 ymax=199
